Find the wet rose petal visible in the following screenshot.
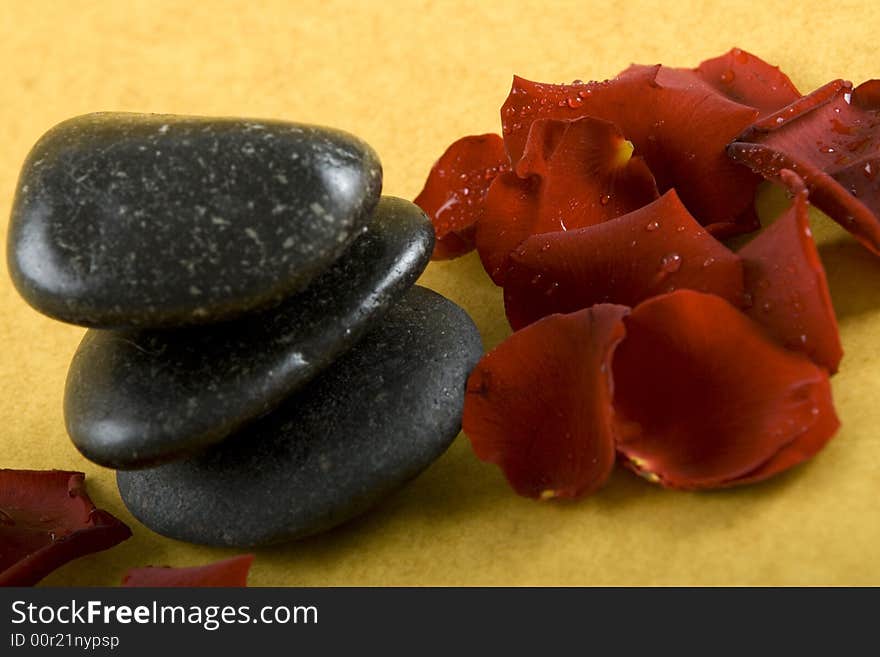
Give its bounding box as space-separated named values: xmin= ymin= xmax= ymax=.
xmin=501 ymin=62 xmax=762 ymax=234
xmin=740 ymin=170 xmax=842 ymax=372
xmin=613 ymin=291 xmax=839 ymax=489
xmin=476 ymin=116 xmax=658 ymax=283
xmin=732 ymin=383 xmax=840 ymax=486
xmin=503 ymin=190 xmax=745 ymax=330
xmin=463 ymin=305 xmax=629 ymax=499
xmin=693 ymin=47 xmax=800 ymax=118
xmin=0 ymin=470 xmax=131 ymax=587
xmin=414 ymin=134 xmax=510 ymax=259
xmin=729 ymin=79 xmax=880 ymax=254
xmin=122 ymin=554 xmax=254 ymax=587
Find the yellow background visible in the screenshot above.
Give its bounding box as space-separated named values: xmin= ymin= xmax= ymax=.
xmin=2 ymin=0 xmax=879 ymax=586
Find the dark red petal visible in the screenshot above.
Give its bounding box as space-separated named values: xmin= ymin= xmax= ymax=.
xmin=500 ymin=63 xmax=761 ymax=233
xmin=852 ymin=79 xmax=880 ymax=108
xmin=414 ymin=134 xmax=510 ymax=260
xmin=729 ymin=79 xmax=880 ymax=254
xmin=463 ymin=305 xmax=629 ymax=499
xmin=122 ymin=555 xmax=254 ymax=587
xmin=0 ymin=470 xmax=131 ymax=586
xmin=476 ymin=116 xmax=658 ymax=283
xmin=613 ymin=291 xmax=839 ymax=489
xmin=739 ymin=170 xmax=842 ymax=372
xmin=732 ymin=375 xmax=840 ymax=486
xmin=693 ymin=48 xmax=800 ymax=118
xmin=503 ymin=190 xmax=745 ymax=330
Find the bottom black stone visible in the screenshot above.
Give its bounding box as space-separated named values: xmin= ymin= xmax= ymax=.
xmin=116 ymin=286 xmax=483 ymax=547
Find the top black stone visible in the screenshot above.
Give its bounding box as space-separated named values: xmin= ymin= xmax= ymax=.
xmin=7 ymin=112 xmax=382 ymax=328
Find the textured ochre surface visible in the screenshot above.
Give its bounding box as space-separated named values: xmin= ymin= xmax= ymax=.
xmin=2 ymin=0 xmax=879 ymax=586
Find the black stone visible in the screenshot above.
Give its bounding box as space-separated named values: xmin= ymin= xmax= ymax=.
xmin=116 ymin=286 xmax=483 ymax=547
xmin=7 ymin=112 xmax=382 ymax=328
xmin=65 ymin=197 xmax=433 ymax=469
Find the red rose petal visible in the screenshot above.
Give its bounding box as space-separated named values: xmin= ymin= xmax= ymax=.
xmin=500 ymin=62 xmax=762 ymax=234
xmin=463 ymin=305 xmax=629 ymax=499
xmin=503 ymin=190 xmax=745 ymax=330
xmin=732 ymin=377 xmax=840 ymax=486
xmin=693 ymin=47 xmax=801 ymax=118
xmin=739 ymin=170 xmax=843 ymax=372
xmin=0 ymin=470 xmax=131 ymax=587
xmin=414 ymin=134 xmax=510 ymax=259
xmin=728 ymin=79 xmax=880 ymax=254
xmin=612 ymin=291 xmax=839 ymax=489
xmin=476 ymin=116 xmax=658 ymax=283
xmin=122 ymin=554 xmax=254 ymax=587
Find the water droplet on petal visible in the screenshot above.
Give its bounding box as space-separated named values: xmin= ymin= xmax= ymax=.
xmin=599 ymin=194 xmax=611 ymax=206
xmin=659 ymin=252 xmax=682 ymax=273
xmin=720 ymin=69 xmax=735 ymax=84
xmin=646 ymin=220 xmax=660 ymax=232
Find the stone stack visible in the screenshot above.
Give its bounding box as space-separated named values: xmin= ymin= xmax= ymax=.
xmin=7 ymin=113 xmax=482 ymax=547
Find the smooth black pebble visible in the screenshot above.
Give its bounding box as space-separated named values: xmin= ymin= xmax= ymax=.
xmin=116 ymin=286 xmax=483 ymax=547
xmin=64 ymin=197 xmax=433 ymax=469
xmin=7 ymin=112 xmax=382 ymax=328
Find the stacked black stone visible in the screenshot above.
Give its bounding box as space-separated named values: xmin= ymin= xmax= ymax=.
xmin=7 ymin=113 xmax=483 ymax=547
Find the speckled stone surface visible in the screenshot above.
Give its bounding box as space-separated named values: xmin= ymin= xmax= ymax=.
xmin=64 ymin=197 xmax=433 ymax=469
xmin=116 ymin=286 xmax=483 ymax=547
xmin=7 ymin=112 xmax=382 ymax=328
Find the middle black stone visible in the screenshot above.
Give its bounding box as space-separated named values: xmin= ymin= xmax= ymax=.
xmin=64 ymin=197 xmax=433 ymax=469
